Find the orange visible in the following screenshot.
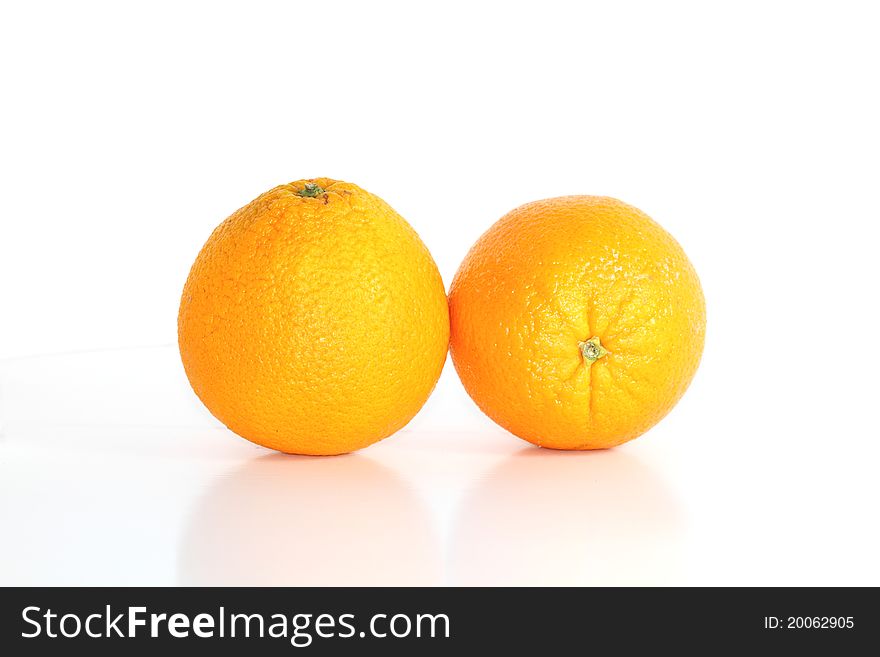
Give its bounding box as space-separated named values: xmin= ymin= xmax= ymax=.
xmin=449 ymin=196 xmax=705 ymax=449
xmin=178 ymin=178 xmax=449 ymax=455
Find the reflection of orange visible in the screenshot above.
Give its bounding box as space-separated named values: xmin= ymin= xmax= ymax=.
xmin=451 ymin=449 xmax=683 ymax=585
xmin=449 ymin=196 xmax=705 ymax=449
xmin=178 ymin=179 xmax=449 ymax=455
xmin=179 ymin=454 xmax=441 ymax=586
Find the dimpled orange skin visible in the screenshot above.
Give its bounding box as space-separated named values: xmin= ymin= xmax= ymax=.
xmin=449 ymin=196 xmax=705 ymax=450
xmin=178 ymin=178 xmax=449 ymax=455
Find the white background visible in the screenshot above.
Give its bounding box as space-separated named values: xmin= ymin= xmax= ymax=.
xmin=1 ymin=1 xmax=879 ymax=585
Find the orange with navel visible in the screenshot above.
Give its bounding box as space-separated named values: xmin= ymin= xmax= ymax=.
xmin=178 ymin=178 xmax=449 ymax=455
xmin=449 ymin=196 xmax=705 ymax=449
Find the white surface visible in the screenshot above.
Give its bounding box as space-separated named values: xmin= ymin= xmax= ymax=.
xmin=1 ymin=2 xmax=880 ymax=586
xmin=1 ymin=345 xmax=878 ymax=586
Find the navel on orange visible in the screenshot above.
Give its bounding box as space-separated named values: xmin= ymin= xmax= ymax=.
xmin=178 ymin=178 xmax=449 ymax=455
xmin=449 ymin=196 xmax=705 ymax=450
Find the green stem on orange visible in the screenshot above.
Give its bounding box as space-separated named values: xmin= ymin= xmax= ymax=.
xmin=579 ymin=336 xmax=608 ymax=364
xmin=297 ymin=182 xmax=325 ymax=197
